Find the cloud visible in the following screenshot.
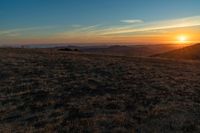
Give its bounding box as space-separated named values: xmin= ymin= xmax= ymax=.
xmin=120 ymin=19 xmax=144 ymax=24
xmin=7 ymin=32 xmax=21 ymax=37
xmin=78 ymin=24 xmax=101 ymax=31
xmin=57 ymin=24 xmax=102 ymax=37
xmin=54 ymin=16 xmax=200 ymax=42
xmin=3 ymin=16 xmax=200 ymax=44
xmin=0 ymin=26 xmax=56 ymax=36
xmin=101 ymin=16 xmax=200 ymax=35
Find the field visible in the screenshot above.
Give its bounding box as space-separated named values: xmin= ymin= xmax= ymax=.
xmin=1 ymin=48 xmax=200 ymax=132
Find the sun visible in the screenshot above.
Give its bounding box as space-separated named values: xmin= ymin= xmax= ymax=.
xmin=177 ymin=35 xmax=188 ymax=44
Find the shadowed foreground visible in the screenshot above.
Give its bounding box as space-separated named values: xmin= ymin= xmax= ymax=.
xmin=1 ymin=48 xmax=200 ymax=132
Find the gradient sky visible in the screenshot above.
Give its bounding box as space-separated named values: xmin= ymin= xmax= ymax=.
xmin=1 ymin=0 xmax=200 ymax=45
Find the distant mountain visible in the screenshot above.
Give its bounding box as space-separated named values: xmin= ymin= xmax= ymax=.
xmin=152 ymin=43 xmax=200 ymax=60
xmin=82 ymin=44 xmax=187 ymax=57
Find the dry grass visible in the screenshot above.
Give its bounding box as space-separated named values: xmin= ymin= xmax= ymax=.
xmin=1 ymin=48 xmax=200 ymax=132
xmin=153 ymin=43 xmax=200 ymax=60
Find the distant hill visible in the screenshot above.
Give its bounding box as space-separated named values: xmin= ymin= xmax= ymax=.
xmin=82 ymin=44 xmax=187 ymax=57
xmin=152 ymin=43 xmax=200 ymax=60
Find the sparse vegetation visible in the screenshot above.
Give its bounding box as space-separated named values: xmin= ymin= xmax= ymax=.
xmin=1 ymin=48 xmax=200 ymax=132
xmin=153 ymin=43 xmax=200 ymax=60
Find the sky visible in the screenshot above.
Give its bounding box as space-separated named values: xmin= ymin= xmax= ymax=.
xmin=1 ymin=0 xmax=200 ymax=45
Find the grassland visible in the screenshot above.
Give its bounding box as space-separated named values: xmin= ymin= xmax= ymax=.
xmin=153 ymin=44 xmax=200 ymax=60
xmin=1 ymin=48 xmax=200 ymax=132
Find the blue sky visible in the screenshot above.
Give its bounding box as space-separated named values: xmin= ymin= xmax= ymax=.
xmin=1 ymin=0 xmax=200 ymax=45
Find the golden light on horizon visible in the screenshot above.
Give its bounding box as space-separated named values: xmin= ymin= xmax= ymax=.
xmin=177 ymin=35 xmax=189 ymax=44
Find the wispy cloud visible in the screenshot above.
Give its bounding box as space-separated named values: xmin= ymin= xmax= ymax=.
xmin=53 ymin=16 xmax=200 ymax=43
xmin=2 ymin=16 xmax=200 ymax=44
xmin=57 ymin=24 xmax=102 ymax=37
xmin=101 ymin=16 xmax=200 ymax=35
xmin=0 ymin=26 xmax=56 ymax=36
xmin=76 ymin=24 xmax=101 ymax=32
xmin=120 ymin=19 xmax=144 ymax=24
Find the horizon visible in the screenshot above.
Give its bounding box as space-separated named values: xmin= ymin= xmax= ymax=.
xmin=1 ymin=0 xmax=200 ymax=45
xmin=0 ymin=42 xmax=195 ymax=49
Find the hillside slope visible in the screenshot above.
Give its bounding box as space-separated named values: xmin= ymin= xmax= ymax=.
xmin=153 ymin=43 xmax=200 ymax=60
xmin=1 ymin=48 xmax=200 ymax=132
xmin=82 ymin=44 xmax=186 ymax=57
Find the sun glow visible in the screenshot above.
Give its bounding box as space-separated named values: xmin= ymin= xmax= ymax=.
xmin=177 ymin=35 xmax=188 ymax=43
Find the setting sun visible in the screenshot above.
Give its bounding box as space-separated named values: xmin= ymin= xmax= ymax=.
xmin=177 ymin=35 xmax=188 ymax=43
